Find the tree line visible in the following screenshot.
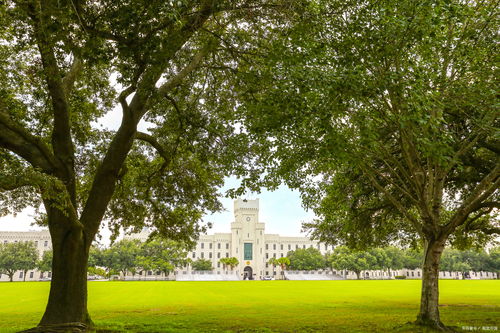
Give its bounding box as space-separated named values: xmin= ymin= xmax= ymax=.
xmin=283 ymin=246 xmax=500 ymax=280
xmin=4 ymin=240 xmax=498 ymax=282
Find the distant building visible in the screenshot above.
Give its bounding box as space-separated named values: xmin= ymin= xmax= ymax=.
xmin=0 ymin=230 xmax=51 ymax=282
xmin=128 ymin=198 xmax=331 ymax=280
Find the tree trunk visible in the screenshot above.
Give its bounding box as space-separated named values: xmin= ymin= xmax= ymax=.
xmin=355 ymin=271 xmax=361 ymax=280
xmin=416 ymin=238 xmax=446 ymax=330
xmin=23 ymin=270 xmax=27 ymax=281
xmin=9 ymin=272 xmax=13 ymax=282
xmin=36 ymin=220 xmax=92 ymax=332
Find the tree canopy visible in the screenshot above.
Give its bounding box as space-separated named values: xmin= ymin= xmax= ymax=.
xmin=235 ymin=0 xmax=498 ymax=329
xmin=0 ymin=0 xmax=307 ymax=328
xmin=287 ymin=247 xmax=326 ymax=271
xmin=0 ymin=241 xmax=39 ymax=281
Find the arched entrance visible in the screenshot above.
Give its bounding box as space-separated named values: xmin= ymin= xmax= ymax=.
xmin=243 ymin=266 xmax=253 ymax=280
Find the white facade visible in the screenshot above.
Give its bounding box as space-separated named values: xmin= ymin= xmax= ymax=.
xmin=0 ymin=230 xmax=52 ymax=282
xmin=129 ymin=198 xmax=333 ymax=279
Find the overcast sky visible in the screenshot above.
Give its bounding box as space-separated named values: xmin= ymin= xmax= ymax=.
xmin=0 ymin=177 xmax=315 ymax=242
xmin=0 ymin=107 xmax=316 ymax=242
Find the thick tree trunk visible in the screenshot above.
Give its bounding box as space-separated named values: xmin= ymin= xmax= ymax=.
xmin=23 ymin=270 xmax=27 ymax=282
xmin=35 ymin=217 xmax=92 ymax=332
xmin=9 ymin=272 xmax=13 ymax=282
xmin=416 ymin=238 xmax=446 ymax=330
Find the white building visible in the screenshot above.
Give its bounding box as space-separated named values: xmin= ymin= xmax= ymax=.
xmin=2 ymin=199 xmax=497 ymax=282
xmin=0 ymin=230 xmax=51 ymax=282
xmin=129 ymin=198 xmax=333 ymax=280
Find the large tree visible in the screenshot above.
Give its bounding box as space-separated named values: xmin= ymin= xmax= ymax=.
xmin=237 ymin=0 xmax=499 ymax=329
xmin=287 ymin=247 xmax=326 ymax=271
xmin=137 ymin=238 xmax=191 ymax=277
xmin=0 ymin=1 xmax=300 ymax=330
xmin=0 ymin=241 xmax=39 ymax=282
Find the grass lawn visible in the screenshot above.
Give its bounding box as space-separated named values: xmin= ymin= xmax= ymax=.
xmin=0 ymin=280 xmax=499 ymax=332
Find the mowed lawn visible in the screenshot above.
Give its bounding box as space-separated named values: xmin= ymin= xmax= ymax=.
xmin=0 ymin=280 xmax=499 ymax=333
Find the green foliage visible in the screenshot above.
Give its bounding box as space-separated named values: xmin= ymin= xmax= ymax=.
xmin=328 ymin=246 xmax=377 ymax=279
xmin=236 ymin=0 xmax=499 ymax=251
xmin=191 ymin=258 xmax=213 ymax=271
xmin=36 ymin=250 xmax=52 ymax=274
xmin=0 ymin=241 xmax=38 ymax=281
xmin=287 ymin=247 xmax=326 ymax=271
xmin=137 ymin=239 xmax=191 ymax=275
xmin=105 ymin=239 xmax=143 ymax=275
xmin=440 ymin=249 xmax=489 ymax=273
xmin=402 ymin=249 xmax=423 ymax=270
xmin=219 ymin=257 xmax=239 ymax=271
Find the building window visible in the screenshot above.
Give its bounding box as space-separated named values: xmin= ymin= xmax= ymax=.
xmin=44 ymin=241 xmax=48 ymax=247
xmin=236 ymin=230 xmax=238 ymax=235
xmin=295 ymin=245 xmax=299 ymax=250
xmin=217 ymin=252 xmax=221 ymax=259
xmin=226 ymin=243 xmax=229 ymax=249
xmin=266 ymin=263 xmax=268 ymax=268
xmin=266 ymin=244 xmax=268 ymax=250
xmin=218 ymin=243 xmax=221 ymax=249
xmin=209 ymin=253 xmax=212 ymax=259
xmin=273 ymin=244 xmax=276 ymax=250
xmin=217 ymin=262 xmax=220 ymax=268
xmin=35 ymin=241 xmax=38 ymax=247
xmin=209 ymin=243 xmax=212 ymax=249
xmin=288 ymin=244 xmax=291 ymax=250
xmin=148 ymin=271 xmax=152 ymax=276
xmin=303 ymin=245 xmax=306 ymax=249
xmin=266 ymin=253 xmax=269 ymax=259
xmin=19 ymin=272 xmax=23 ymax=278
xmin=280 ymin=244 xmax=283 ymax=250
xmin=273 ymin=253 xmax=276 ymax=258
xmin=201 ymin=243 xmax=204 ymax=249
xmin=226 ymin=253 xmax=229 ymax=258
xmin=247 ymin=233 xmax=250 ymax=238
xmin=192 ymin=252 xmax=196 ymax=258
xmin=281 ymin=253 xmax=284 ymax=258
xmin=30 ymin=272 xmax=34 ymax=279
xmin=244 ymin=243 xmax=253 ymax=260
xmin=201 ymin=252 xmax=204 ymax=258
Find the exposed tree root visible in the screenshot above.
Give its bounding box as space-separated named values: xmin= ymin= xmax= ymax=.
xmin=18 ymin=322 xmax=88 ymax=333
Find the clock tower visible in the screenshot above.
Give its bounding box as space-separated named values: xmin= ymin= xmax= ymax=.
xmin=231 ymin=198 xmax=265 ymax=279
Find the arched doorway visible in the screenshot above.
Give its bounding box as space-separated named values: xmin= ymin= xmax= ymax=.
xmin=243 ymin=266 xmax=253 ymax=280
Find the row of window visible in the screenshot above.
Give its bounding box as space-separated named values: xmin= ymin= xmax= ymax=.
xmin=196 ymin=242 xmax=332 ymax=252
xmin=199 ymin=243 xmax=230 ymax=250
xmin=265 ymin=243 xmax=332 ymax=251
xmin=2 ymin=240 xmax=49 ymax=247
xmin=193 ymin=252 xmax=231 ymax=259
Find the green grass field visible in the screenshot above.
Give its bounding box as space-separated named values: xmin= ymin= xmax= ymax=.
xmin=0 ymin=280 xmax=498 ymax=332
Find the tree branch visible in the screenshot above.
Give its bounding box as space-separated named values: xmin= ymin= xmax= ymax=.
xmin=445 ymin=163 xmax=500 ymax=234
xmin=157 ymin=39 xmax=216 ymax=97
xmin=62 ymin=57 xmax=83 ymax=97
xmin=0 ymin=110 xmax=58 ymax=174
